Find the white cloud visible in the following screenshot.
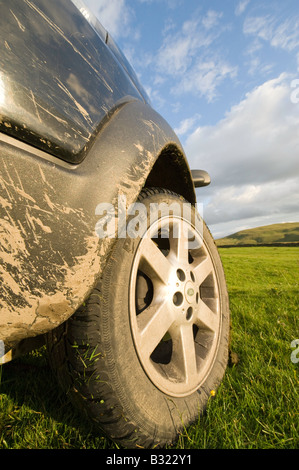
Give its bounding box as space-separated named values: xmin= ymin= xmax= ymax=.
xmin=244 ymin=38 xmax=274 ymax=76
xmin=155 ymin=12 xmax=236 ymax=101
xmin=174 ymin=59 xmax=237 ymax=102
xmin=156 ymin=15 xmax=216 ymax=76
xmin=202 ymin=10 xmax=223 ymax=30
xmin=157 ymin=32 xmax=194 ymax=75
xmin=242 ymin=11 xmax=299 ymax=77
xmin=174 ymin=114 xmax=201 ymax=137
xmin=84 ymin=0 xmax=132 ymax=38
xmin=185 ymin=74 xmax=299 ymax=236
xmin=243 ymin=15 xmax=275 ymax=42
xmin=202 ymin=179 xmax=299 ymax=225
xmin=244 ymin=13 xmax=299 ymax=52
xmin=271 ymin=17 xmax=299 ymax=51
xmin=235 ymin=0 xmax=250 ymax=16
xmin=137 ymin=0 xmax=183 ymax=7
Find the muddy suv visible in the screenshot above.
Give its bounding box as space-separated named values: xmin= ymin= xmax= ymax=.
xmin=0 ymin=0 xmax=229 ymax=448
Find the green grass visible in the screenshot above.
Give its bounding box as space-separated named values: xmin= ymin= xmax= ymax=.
xmin=216 ymin=222 xmax=299 ymax=246
xmin=0 ymin=247 xmax=298 ymax=449
xmin=180 ymin=246 xmax=299 ymax=449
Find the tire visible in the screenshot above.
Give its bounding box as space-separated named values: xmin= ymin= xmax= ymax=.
xmin=47 ymin=187 xmax=230 ymax=448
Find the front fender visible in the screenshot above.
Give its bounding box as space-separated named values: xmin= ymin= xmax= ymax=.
xmin=0 ymin=100 xmax=195 ymax=351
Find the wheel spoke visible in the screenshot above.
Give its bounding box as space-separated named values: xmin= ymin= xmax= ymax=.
xmin=195 ymin=300 xmax=219 ymax=333
xmin=193 ymin=256 xmax=213 ymax=286
xmin=137 ymin=300 xmax=174 ymax=358
xmin=139 ymin=237 xmax=173 ymax=284
xmin=170 ymin=220 xmax=189 ymax=264
xmin=171 ymin=323 xmax=197 ymax=384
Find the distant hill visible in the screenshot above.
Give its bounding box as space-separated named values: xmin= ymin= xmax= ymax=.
xmin=216 ymin=222 xmax=299 ymax=247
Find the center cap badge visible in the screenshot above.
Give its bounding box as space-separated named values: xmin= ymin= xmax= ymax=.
xmin=185 ymin=281 xmax=195 ymax=304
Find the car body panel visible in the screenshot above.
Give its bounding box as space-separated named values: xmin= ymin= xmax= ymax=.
xmin=0 ymin=99 xmax=195 ymax=351
xmin=0 ymin=0 xmax=146 ymax=164
xmin=0 ymin=0 xmax=198 ymax=357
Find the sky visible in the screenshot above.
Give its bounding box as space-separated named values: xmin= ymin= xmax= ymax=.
xmin=83 ymin=0 xmax=299 ymax=238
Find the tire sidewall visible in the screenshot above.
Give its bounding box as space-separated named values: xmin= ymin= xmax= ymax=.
xmin=98 ymin=190 xmax=229 ymax=439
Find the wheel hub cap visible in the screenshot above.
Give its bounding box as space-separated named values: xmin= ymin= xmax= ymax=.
xmin=185 ymin=281 xmax=195 ymax=303
xmin=130 ymin=215 xmax=221 ymax=397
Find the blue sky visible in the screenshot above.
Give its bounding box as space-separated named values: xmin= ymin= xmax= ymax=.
xmin=84 ymin=0 xmax=299 ymax=238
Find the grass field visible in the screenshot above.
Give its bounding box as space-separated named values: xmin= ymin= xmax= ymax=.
xmin=0 ymin=246 xmax=298 ymax=449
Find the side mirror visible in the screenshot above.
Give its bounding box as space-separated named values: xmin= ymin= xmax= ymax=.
xmin=191 ymin=169 xmax=211 ymax=187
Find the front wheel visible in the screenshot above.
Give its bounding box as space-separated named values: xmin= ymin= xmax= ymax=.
xmin=47 ymin=188 xmax=230 ymax=448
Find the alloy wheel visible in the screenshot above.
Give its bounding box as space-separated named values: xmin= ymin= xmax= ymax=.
xmin=130 ymin=215 xmax=221 ymax=397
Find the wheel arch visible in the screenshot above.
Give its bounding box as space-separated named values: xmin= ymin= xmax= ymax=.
xmin=144 ymin=143 xmax=196 ymax=205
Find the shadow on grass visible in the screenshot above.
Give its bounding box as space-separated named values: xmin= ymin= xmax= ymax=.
xmin=0 ymin=347 xmax=116 ymax=449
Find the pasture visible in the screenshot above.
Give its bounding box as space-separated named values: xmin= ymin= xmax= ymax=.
xmin=0 ymin=246 xmax=298 ymax=449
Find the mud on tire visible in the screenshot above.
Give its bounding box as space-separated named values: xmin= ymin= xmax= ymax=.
xmin=47 ymin=188 xmax=230 ymax=449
